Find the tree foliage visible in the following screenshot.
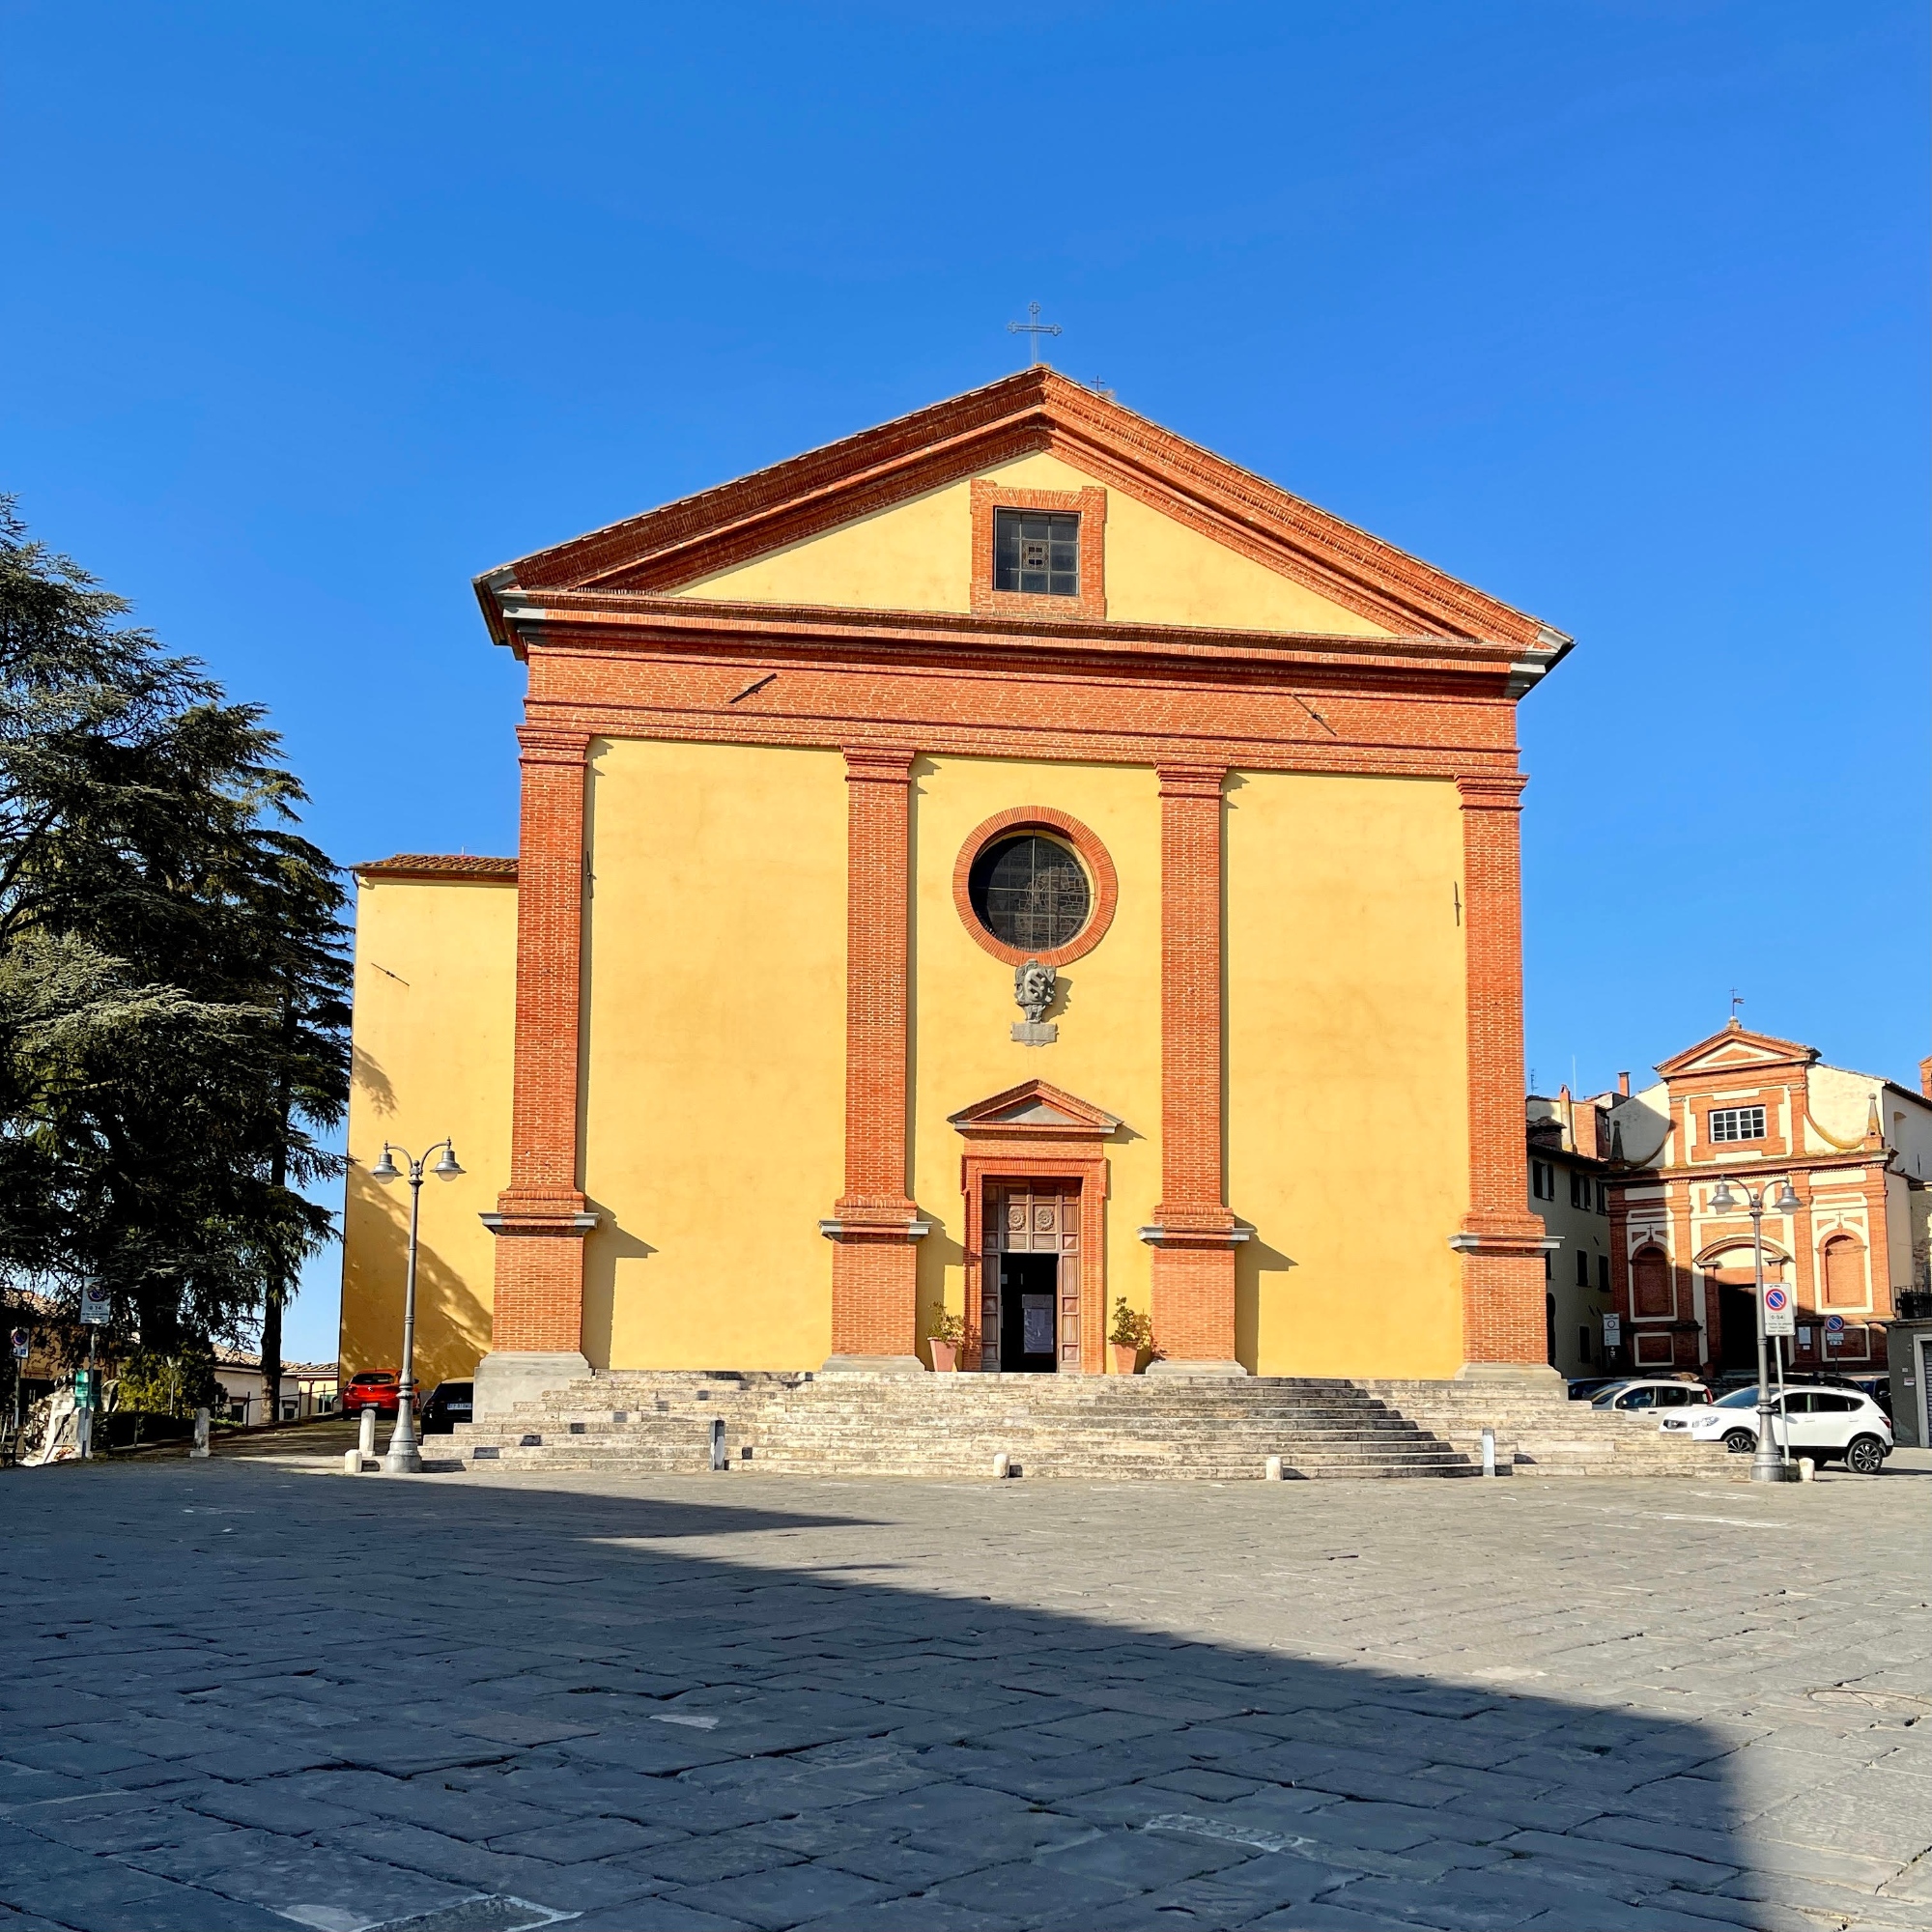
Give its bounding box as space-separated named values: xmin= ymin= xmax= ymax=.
xmin=0 ymin=497 xmax=350 ymax=1354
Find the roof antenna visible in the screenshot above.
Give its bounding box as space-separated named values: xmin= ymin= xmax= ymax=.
xmin=1008 ymin=301 xmax=1061 ymax=367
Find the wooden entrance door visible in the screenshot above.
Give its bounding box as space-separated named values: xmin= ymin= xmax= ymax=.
xmin=982 ymin=1182 xmax=1081 ymax=1373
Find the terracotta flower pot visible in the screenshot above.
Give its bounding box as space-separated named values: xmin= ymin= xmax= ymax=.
xmin=1111 ymin=1344 xmax=1139 ymax=1377
xmin=930 ymin=1340 xmax=958 ymax=1373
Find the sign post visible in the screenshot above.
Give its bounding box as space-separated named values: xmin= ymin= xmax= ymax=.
xmin=7 ymin=1327 xmax=25 ymax=1464
xmin=75 ymin=1288 xmax=108 ymax=1459
xmin=1602 ymin=1312 xmax=1622 ymax=1351
xmin=1762 ymin=1284 xmax=1795 ymax=1339
xmin=1824 ymin=1313 xmax=1845 ymax=1350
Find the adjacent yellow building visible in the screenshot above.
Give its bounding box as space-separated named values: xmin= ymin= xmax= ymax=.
xmin=341 ymin=369 xmax=1570 ymax=1415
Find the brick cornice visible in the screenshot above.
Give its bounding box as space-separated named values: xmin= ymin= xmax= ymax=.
xmin=497 ymin=591 xmax=1558 ymax=696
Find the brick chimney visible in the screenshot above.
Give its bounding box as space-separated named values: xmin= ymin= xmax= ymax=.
xmin=1921 ymin=1054 xmax=1931 ymax=1100
xmin=1617 ymin=1070 xmax=1631 ymax=1098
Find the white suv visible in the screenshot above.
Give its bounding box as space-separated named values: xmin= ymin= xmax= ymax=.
xmin=1589 ymin=1379 xmax=1711 ymax=1413
xmin=1666 ymin=1385 xmax=1892 ymax=1473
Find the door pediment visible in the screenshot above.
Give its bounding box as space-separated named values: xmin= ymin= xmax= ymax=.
xmin=950 ymin=1079 xmax=1123 ymax=1142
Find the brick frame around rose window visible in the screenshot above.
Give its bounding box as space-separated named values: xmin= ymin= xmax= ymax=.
xmin=970 ymin=481 xmax=1107 ymax=621
xmin=952 ymin=806 xmax=1120 ymax=969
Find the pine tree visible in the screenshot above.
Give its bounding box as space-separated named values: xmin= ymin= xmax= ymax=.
xmin=0 ymin=497 xmax=350 ymax=1358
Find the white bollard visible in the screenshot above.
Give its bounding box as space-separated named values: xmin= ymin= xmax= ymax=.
xmin=358 ymin=1407 xmax=377 ymax=1462
xmin=1798 ymin=1457 xmax=1816 ymax=1483
xmin=343 ymin=1448 xmax=361 ymax=1476
xmin=1480 ymin=1427 xmax=1496 ymax=1477
xmin=993 ymin=1451 xmax=1010 ymax=1480
xmin=190 ymin=1407 xmax=211 ymax=1460
xmin=1264 ymin=1455 xmax=1284 ymax=1481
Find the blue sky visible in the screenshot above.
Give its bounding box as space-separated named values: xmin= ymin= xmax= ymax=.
xmin=5 ymin=2 xmax=1925 ymax=1361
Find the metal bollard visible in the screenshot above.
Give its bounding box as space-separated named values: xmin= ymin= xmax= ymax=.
xmin=1480 ymin=1427 xmax=1496 ymax=1477
xmin=358 ymin=1407 xmax=376 ymax=1462
xmin=1264 ymin=1455 xmax=1284 ymax=1481
xmin=993 ymin=1451 xmax=1011 ymax=1480
xmin=190 ymin=1407 xmax=211 ymax=1460
xmin=710 ymin=1418 xmax=727 ymax=1470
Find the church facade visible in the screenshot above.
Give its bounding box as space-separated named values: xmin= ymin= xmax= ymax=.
xmin=339 ymin=370 xmax=1573 ymax=1416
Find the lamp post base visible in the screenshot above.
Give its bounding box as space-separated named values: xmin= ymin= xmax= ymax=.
xmin=382 ymin=1443 xmax=423 ymax=1475
xmin=1749 ymin=1449 xmax=1798 ymax=1483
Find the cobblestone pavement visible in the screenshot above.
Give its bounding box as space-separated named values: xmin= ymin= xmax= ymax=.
xmin=1 ymin=1449 xmax=1927 ymax=1932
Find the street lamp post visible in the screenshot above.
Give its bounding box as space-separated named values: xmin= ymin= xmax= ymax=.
xmin=368 ymin=1140 xmax=463 ymax=1474
xmin=1708 ymin=1173 xmax=1803 ymax=1484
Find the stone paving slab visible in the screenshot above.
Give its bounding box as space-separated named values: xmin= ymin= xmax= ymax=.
xmin=0 ymin=1449 xmax=1926 ymax=1930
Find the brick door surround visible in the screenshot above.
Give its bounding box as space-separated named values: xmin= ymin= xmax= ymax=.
xmin=952 ymin=1079 xmax=1120 ymax=1376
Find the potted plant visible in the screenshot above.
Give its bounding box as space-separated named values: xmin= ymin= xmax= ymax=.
xmin=1109 ymin=1299 xmax=1153 ymax=1376
xmin=927 ymin=1309 xmax=966 ymax=1373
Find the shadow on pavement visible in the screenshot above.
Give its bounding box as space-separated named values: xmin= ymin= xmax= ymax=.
xmin=0 ymin=1460 xmax=1803 ymax=1932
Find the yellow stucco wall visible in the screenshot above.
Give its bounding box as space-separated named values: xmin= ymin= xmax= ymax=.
xmin=908 ymin=756 xmax=1165 ymax=1349
xmin=673 ymin=452 xmax=1388 ymax=637
xmin=1226 ymin=772 xmax=1469 ymax=1377
xmin=343 ymin=759 xmax=1472 ymax=1381
xmin=580 ymin=737 xmax=847 ymax=1370
xmin=339 ymin=875 xmax=517 ymax=1386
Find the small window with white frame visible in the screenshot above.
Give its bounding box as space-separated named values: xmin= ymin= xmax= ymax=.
xmin=1709 ymin=1105 xmax=1767 ymax=1143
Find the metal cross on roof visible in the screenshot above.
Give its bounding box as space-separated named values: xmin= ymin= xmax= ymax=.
xmin=1008 ymin=301 xmax=1062 ymax=365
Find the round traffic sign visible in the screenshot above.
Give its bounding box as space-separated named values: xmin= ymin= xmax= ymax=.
xmin=1824 ymin=1313 xmax=1844 ymax=1333
xmin=1763 ymin=1287 xmax=1791 ymax=1314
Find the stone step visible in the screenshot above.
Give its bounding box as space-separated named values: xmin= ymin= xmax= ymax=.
xmin=446 ymin=1368 xmax=1715 ymax=1482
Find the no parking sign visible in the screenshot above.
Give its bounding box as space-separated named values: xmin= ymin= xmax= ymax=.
xmin=1824 ymin=1313 xmax=1845 ymax=1347
xmin=1762 ymin=1284 xmax=1795 ymax=1338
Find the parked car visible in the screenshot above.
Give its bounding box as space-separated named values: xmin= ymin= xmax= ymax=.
xmin=1590 ymin=1379 xmax=1712 ymax=1413
xmin=420 ymin=1381 xmax=473 ymax=1435
xmin=340 ymin=1371 xmax=415 ymax=1418
xmin=1666 ymin=1385 xmax=1892 ymax=1472
xmin=1567 ymin=1377 xmax=1632 ymax=1403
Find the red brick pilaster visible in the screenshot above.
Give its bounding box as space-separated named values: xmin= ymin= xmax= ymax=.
xmin=1143 ymin=764 xmax=1242 ymax=1364
xmin=1453 ymin=774 xmax=1549 ymax=1366
xmin=489 ymin=728 xmax=594 ymax=1353
xmin=824 ymin=746 xmax=925 ymax=1357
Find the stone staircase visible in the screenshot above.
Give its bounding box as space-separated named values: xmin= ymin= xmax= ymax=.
xmin=446 ymin=1371 xmax=1722 ymax=1481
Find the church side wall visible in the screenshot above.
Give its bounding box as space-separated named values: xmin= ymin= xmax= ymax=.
xmin=339 ymin=876 xmax=517 ymax=1385
xmin=908 ymin=755 xmax=1165 ymax=1350
xmin=1225 ymin=772 xmax=1469 ymax=1378
xmin=579 ymin=737 xmax=847 ymax=1371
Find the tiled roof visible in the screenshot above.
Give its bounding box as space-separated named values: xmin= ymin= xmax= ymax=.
xmin=355 ymin=854 xmax=518 ymax=880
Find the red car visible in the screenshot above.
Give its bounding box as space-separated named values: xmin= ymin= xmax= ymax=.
xmin=340 ymin=1371 xmax=417 ymax=1418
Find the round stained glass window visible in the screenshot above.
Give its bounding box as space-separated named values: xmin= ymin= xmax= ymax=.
xmin=967 ymin=834 xmax=1091 ymax=952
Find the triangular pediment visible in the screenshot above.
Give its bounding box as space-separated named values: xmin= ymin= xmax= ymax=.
xmin=1657 ymin=1021 xmax=1818 ymax=1080
xmin=949 ymin=1079 xmax=1123 ymax=1138
xmin=478 ymin=369 xmax=1558 ymax=646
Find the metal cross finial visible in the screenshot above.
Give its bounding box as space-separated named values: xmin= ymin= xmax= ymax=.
xmin=1730 ymin=988 xmax=1745 ymax=1022
xmin=1008 ymin=300 xmax=1062 ymax=366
